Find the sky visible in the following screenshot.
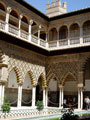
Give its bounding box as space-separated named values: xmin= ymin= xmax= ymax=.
xmin=25 ymin=0 xmax=90 ymax=14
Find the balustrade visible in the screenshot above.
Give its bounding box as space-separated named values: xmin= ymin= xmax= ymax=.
xmin=0 ymin=20 xmax=5 ymax=30
xmin=49 ymin=40 xmax=57 ymax=48
xmin=20 ymin=30 xmax=28 ymax=40
xmin=83 ymin=35 xmax=90 ymax=43
xmin=31 ymin=35 xmax=38 ymax=44
xmin=9 ymin=24 xmax=18 ymax=35
xmin=70 ymin=38 xmax=80 ymax=45
xmin=0 ymin=20 xmax=90 ymax=49
xmin=59 ymin=39 xmax=68 ymax=46
xmin=40 ymin=39 xmax=46 ymax=47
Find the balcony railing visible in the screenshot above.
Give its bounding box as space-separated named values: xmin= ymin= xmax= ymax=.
xmin=40 ymin=39 xmax=46 ymax=47
xmin=9 ymin=24 xmax=18 ymax=36
xmin=48 ymin=40 xmax=57 ymax=48
xmin=21 ymin=30 xmax=28 ymax=40
xmin=59 ymin=39 xmax=68 ymax=46
xmin=0 ymin=20 xmax=90 ymax=50
xmin=0 ymin=20 xmax=5 ymax=30
xmin=83 ymin=35 xmax=90 ymax=43
xmin=70 ymin=37 xmax=80 ymax=45
xmin=31 ymin=35 xmax=38 ymax=44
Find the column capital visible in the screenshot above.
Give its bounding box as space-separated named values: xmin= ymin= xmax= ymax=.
xmin=7 ymin=7 xmax=12 ymax=13
xmin=78 ymin=71 xmax=84 ymax=74
xmin=42 ymin=85 xmax=48 ymax=89
xmin=19 ymin=14 xmax=23 ymax=20
xmin=29 ymin=19 xmax=33 ymax=25
xmin=18 ymin=82 xmax=23 ymax=86
xmin=59 ymin=84 xmax=64 ymax=88
xmin=77 ymin=83 xmax=83 ymax=88
xmin=38 ymin=24 xmax=42 ymax=29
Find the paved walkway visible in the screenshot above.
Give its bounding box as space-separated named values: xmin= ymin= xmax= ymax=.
xmin=16 ymin=110 xmax=90 ymax=120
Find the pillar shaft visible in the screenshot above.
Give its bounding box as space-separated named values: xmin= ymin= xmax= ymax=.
xmin=43 ymin=88 xmax=46 ymax=107
xmin=61 ymin=88 xmax=64 ymax=106
xmin=59 ymin=88 xmax=62 ymax=108
xmin=80 ymin=88 xmax=83 ymax=109
xmin=80 ymin=27 xmax=83 ymax=44
xmin=32 ymin=87 xmax=36 ymax=107
xmin=45 ymin=88 xmax=48 ymax=107
xmin=5 ymin=12 xmax=10 ymax=32
xmin=5 ymin=7 xmax=11 ymax=32
xmin=0 ymin=84 xmax=5 ymax=109
xmin=78 ymin=88 xmax=80 ymax=109
xmin=17 ymin=85 xmax=22 ymax=108
xmin=28 ymin=20 xmax=33 ymax=42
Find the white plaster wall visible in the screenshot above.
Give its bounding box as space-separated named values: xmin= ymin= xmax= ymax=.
xmin=48 ymin=78 xmax=57 ymax=91
xmin=85 ymin=80 xmax=90 ymax=91
xmin=8 ymin=70 xmax=18 ymax=88
xmin=64 ymin=81 xmax=77 ymax=92
xmin=23 ymin=74 xmax=32 ymax=90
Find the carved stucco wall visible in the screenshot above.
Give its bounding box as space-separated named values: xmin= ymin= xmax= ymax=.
xmin=0 ymin=40 xmax=90 ymax=87
xmin=0 ymin=40 xmax=46 ymax=86
xmin=46 ymin=52 xmax=90 ymax=86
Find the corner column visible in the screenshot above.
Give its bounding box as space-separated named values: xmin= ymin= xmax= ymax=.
xmin=59 ymin=85 xmax=64 ymax=108
xmin=17 ymin=84 xmax=22 ymax=108
xmin=45 ymin=87 xmax=48 ymax=108
xmin=18 ymin=14 xmax=23 ymax=37
xmin=43 ymin=87 xmax=46 ymax=108
xmin=28 ymin=19 xmax=33 ymax=42
xmin=5 ymin=7 xmax=11 ymax=32
xmin=80 ymin=27 xmax=83 ymax=44
xmin=68 ymin=27 xmax=70 ymax=46
xmin=38 ymin=25 xmax=41 ymax=45
xmin=77 ymin=83 xmax=83 ymax=110
xmin=32 ymin=86 xmax=36 ymax=108
xmin=0 ymin=83 xmax=5 ymax=109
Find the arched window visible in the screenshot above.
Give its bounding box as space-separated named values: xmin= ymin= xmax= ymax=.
xmin=70 ymin=23 xmax=80 ymax=39
xmin=48 ymin=77 xmax=59 ymax=107
xmin=5 ymin=69 xmax=18 ymax=107
xmin=83 ymin=20 xmax=90 ymax=36
xmin=22 ymin=73 xmax=32 ymax=106
xmin=49 ymin=28 xmax=57 ymax=41
xmin=9 ymin=10 xmax=19 ymax=27
xmin=21 ymin=16 xmax=28 ymax=32
xmin=59 ymin=26 xmax=68 ymax=40
xmin=0 ymin=2 xmax=6 ymax=21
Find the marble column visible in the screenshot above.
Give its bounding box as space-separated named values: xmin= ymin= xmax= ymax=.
xmin=78 ymin=88 xmax=80 ymax=109
xmin=80 ymin=87 xmax=83 ymax=109
xmin=61 ymin=87 xmax=64 ymax=107
xmin=78 ymin=83 xmax=83 ymax=110
xmin=32 ymin=86 xmax=36 ymax=108
xmin=45 ymin=88 xmax=48 ymax=107
xmin=17 ymin=85 xmax=22 ymax=108
xmin=0 ymin=83 xmax=5 ymax=109
xmin=5 ymin=7 xmax=11 ymax=32
xmin=68 ymin=28 xmax=70 ymax=45
xmin=38 ymin=25 xmax=41 ymax=45
xmin=59 ymin=87 xmax=62 ymax=108
xmin=59 ymin=85 xmax=64 ymax=108
xmin=43 ymin=87 xmax=46 ymax=107
xmin=80 ymin=27 xmax=83 ymax=44
xmin=28 ymin=19 xmax=33 ymax=42
xmin=18 ymin=14 xmax=23 ymax=37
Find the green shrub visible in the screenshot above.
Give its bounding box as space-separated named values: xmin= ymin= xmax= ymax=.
xmin=36 ymin=100 xmax=44 ymax=111
xmin=1 ymin=103 xmax=10 ymax=113
xmin=1 ymin=96 xmax=10 ymax=113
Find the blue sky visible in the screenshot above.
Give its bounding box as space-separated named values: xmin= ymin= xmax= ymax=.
xmin=25 ymin=0 xmax=90 ymax=14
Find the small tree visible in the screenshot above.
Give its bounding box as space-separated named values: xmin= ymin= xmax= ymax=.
xmin=36 ymin=100 xmax=44 ymax=111
xmin=1 ymin=96 xmax=11 ymax=118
